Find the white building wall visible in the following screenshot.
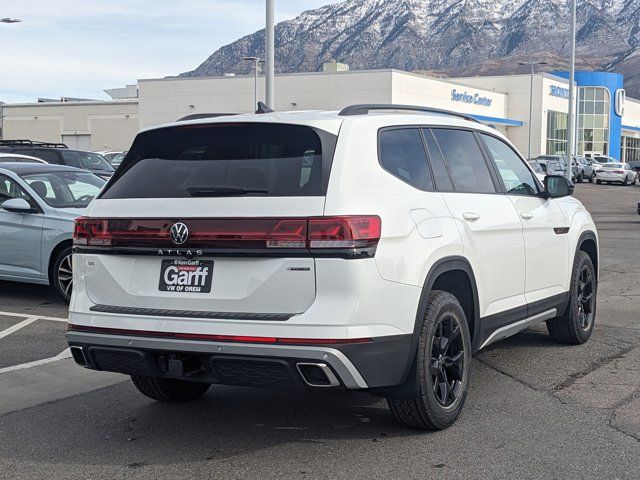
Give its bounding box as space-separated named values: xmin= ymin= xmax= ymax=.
xmin=138 ymin=71 xmax=395 ymax=129
xmin=2 ymin=101 xmax=139 ymax=151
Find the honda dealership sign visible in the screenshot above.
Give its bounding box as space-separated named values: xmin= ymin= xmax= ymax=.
xmin=615 ymin=89 xmax=626 ymax=117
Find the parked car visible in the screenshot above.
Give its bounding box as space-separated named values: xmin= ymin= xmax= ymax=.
xmin=67 ymin=104 xmax=598 ymax=431
xmin=0 ymin=140 xmax=115 ymax=179
xmin=595 ymin=162 xmax=637 ymax=185
xmin=535 ymin=155 xmax=577 ymax=181
xmin=108 ymin=151 xmax=128 ymax=168
xmin=0 ymin=152 xmax=47 ymax=164
xmin=94 ymin=151 xmax=124 ymax=163
xmin=0 ymin=163 xmax=106 ymax=301
xmin=575 ymin=156 xmax=596 ymax=183
xmin=592 ymin=155 xmax=616 ymax=165
xmin=527 ymin=160 xmax=546 ymax=183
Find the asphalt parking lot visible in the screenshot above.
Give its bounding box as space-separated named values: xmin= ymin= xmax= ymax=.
xmin=0 ymin=183 xmax=639 ymax=479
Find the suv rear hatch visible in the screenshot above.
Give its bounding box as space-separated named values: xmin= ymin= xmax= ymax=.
xmin=76 ymin=120 xmax=342 ymax=317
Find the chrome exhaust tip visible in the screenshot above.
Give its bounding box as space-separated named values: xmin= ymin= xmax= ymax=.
xmin=70 ymin=346 xmax=88 ymax=367
xmin=296 ymin=362 xmax=340 ymax=388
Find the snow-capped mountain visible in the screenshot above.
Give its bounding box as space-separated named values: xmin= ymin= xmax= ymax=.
xmin=180 ymin=0 xmax=640 ymax=96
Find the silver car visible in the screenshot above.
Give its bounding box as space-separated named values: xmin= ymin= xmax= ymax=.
xmin=0 ymin=163 xmax=105 ymax=301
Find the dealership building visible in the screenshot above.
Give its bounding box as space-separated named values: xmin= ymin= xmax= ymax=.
xmin=2 ymin=68 xmax=640 ymax=162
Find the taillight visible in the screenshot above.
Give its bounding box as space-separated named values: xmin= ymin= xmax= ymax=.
xmin=308 ymin=216 xmax=381 ymax=249
xmin=613 ymin=170 xmax=625 ymax=174
xmin=74 ymin=215 xmax=381 ymax=256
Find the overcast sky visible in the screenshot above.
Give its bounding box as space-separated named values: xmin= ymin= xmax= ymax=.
xmin=0 ymin=0 xmax=331 ymax=103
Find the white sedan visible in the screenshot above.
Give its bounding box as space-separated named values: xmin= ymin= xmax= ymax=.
xmin=595 ymin=162 xmax=637 ymax=185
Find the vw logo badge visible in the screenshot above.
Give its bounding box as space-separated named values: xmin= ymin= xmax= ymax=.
xmin=170 ymin=222 xmax=189 ymax=245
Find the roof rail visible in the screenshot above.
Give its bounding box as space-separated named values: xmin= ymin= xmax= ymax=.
xmin=0 ymin=139 xmax=68 ymax=148
xmin=338 ymin=104 xmax=480 ymax=123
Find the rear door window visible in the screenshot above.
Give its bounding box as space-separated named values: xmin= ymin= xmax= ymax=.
xmin=101 ymin=123 xmax=336 ymax=199
xmin=378 ymin=128 xmax=433 ymax=190
xmin=32 ymin=149 xmax=61 ymax=164
xmin=430 ymin=129 xmax=497 ymax=194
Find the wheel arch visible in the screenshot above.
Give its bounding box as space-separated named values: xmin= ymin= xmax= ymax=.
xmin=400 ymin=257 xmax=480 ymax=389
xmin=47 ymin=239 xmax=73 ymax=285
xmin=576 ymin=231 xmax=598 ymax=281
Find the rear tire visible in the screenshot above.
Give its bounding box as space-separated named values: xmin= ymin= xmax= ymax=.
xmin=596 ymin=179 xmax=601 ymax=184
xmin=577 ymin=173 xmax=584 ymax=183
xmin=387 ymin=291 xmax=471 ymax=430
xmin=52 ymin=247 xmax=73 ymax=303
xmin=588 ymin=173 xmax=594 ymax=183
xmin=546 ymin=251 xmax=596 ymax=345
xmin=623 ymin=177 xmax=629 ymax=186
xmin=131 ymin=375 xmax=211 ymax=402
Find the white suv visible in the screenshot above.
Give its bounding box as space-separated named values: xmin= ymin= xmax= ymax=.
xmin=67 ymin=104 xmax=598 ymax=430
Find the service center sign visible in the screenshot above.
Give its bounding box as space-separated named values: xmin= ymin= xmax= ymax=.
xmin=451 ymin=89 xmax=493 ymax=107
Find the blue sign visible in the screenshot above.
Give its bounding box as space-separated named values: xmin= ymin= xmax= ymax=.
xmin=451 ymin=89 xmax=493 ymax=107
xmin=549 ymin=85 xmax=570 ymax=99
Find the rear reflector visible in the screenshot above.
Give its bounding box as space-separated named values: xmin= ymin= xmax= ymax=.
xmin=74 ymin=216 xmax=381 ymax=253
xmin=68 ymin=324 xmax=372 ymax=345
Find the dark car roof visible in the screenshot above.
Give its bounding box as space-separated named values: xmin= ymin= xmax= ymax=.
xmin=0 ymin=162 xmax=87 ymax=175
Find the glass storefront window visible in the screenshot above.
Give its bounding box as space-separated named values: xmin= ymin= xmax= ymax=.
xmin=577 ymin=87 xmax=610 ymax=156
xmin=546 ymin=111 xmax=568 ymax=155
xmin=622 ymin=136 xmax=640 ymax=163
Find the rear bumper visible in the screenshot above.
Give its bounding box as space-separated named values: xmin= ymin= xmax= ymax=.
xmin=66 ymin=330 xmax=413 ymax=390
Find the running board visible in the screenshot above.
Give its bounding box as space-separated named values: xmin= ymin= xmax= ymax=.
xmin=480 ymin=309 xmax=557 ymax=350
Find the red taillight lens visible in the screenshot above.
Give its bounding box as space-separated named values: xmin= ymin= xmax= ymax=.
xmin=308 ymin=216 xmax=381 ymax=249
xmin=613 ymin=170 xmax=625 ymax=174
xmin=74 ymin=216 xmax=381 ymax=253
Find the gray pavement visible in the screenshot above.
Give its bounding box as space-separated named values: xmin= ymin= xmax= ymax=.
xmin=0 ymin=182 xmax=639 ymax=479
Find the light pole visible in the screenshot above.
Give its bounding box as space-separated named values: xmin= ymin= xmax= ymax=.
xmin=1 ymin=18 xmax=21 ymax=23
xmin=265 ymin=0 xmax=275 ymax=109
xmin=567 ymin=0 xmax=577 ymax=179
xmin=242 ymin=56 xmax=261 ymax=111
xmin=519 ymin=60 xmax=548 ymax=160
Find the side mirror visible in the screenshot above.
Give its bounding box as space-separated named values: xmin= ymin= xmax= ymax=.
xmin=1 ymin=198 xmax=36 ymax=213
xmin=545 ymin=175 xmax=574 ymax=198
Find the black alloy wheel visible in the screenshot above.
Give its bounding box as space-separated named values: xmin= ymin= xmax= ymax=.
xmin=576 ymin=265 xmax=595 ymax=331
xmin=430 ymin=315 xmax=465 ymax=407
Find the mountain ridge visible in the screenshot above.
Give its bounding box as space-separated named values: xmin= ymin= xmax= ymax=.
xmin=180 ymin=0 xmax=640 ymax=97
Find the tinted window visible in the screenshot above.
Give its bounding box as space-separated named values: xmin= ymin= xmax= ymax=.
xmin=431 ymin=129 xmax=496 ymax=193
xmin=379 ymin=129 xmax=433 ymax=190
xmin=423 ymin=129 xmax=454 ymax=192
xmin=101 ymin=123 xmax=335 ymax=199
xmin=32 ymin=149 xmax=61 ymax=164
xmin=482 ymin=135 xmax=539 ymax=196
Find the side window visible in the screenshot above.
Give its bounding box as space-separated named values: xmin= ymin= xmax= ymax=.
xmin=379 ymin=128 xmax=433 ymax=190
xmin=0 ymin=175 xmax=34 ymax=205
xmin=33 ymin=149 xmax=61 ymax=164
xmin=481 ymin=135 xmax=539 ymax=196
xmin=422 ymin=129 xmax=454 ymax=192
xmin=431 ymin=129 xmax=497 ymax=194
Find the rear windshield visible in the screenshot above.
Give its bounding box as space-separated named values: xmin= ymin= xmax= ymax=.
xmin=100 ymin=123 xmax=336 ymax=199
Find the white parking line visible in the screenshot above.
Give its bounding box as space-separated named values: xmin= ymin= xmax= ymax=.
xmin=0 ymin=348 xmax=72 ymax=374
xmin=0 ymin=310 xmax=67 ymax=322
xmin=0 ymin=317 xmax=39 ymax=340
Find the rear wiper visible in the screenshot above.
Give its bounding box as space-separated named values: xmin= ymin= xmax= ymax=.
xmin=187 ymin=186 xmax=269 ymax=197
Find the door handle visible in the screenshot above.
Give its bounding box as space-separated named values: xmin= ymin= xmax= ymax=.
xmin=520 ymin=212 xmax=534 ymax=220
xmin=462 ymin=212 xmax=480 ymax=222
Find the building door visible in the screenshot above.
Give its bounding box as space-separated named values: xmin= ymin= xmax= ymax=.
xmin=62 ymin=134 xmax=91 ymax=151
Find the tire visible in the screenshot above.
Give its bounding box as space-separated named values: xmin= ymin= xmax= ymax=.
xmin=623 ymin=178 xmax=629 ymax=186
xmin=131 ymin=375 xmax=211 ymax=402
xmin=387 ymin=291 xmax=472 ymax=430
xmin=51 ymin=247 xmax=73 ymax=303
xmin=546 ymin=251 xmax=596 ymax=345
xmin=588 ymin=173 xmax=594 ymax=183
xmin=596 ymin=179 xmax=601 ymax=184
xmin=577 ymin=173 xmax=584 ymax=183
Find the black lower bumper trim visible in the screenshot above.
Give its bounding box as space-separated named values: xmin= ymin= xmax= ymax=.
xmin=89 ymin=304 xmax=294 ymax=321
